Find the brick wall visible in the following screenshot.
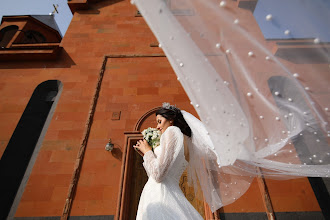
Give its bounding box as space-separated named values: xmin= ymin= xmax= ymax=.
xmin=0 ymin=0 xmax=327 ymax=218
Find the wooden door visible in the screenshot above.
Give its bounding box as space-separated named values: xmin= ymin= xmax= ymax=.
xmin=127 ymin=145 xmax=148 ymax=219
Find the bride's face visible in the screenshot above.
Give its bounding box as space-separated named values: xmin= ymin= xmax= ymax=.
xmin=156 ymin=114 xmax=172 ymax=134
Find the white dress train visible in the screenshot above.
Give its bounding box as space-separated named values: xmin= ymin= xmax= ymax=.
xmin=136 ymin=126 xmax=203 ymax=220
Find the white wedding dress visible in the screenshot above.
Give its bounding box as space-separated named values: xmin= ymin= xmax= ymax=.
xmin=136 ymin=126 xmax=203 ymax=220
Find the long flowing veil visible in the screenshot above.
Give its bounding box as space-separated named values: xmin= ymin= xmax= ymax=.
xmin=133 ymin=0 xmax=330 ymax=211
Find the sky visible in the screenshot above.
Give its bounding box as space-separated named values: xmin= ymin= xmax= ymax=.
xmin=0 ymin=0 xmax=72 ymax=36
xmin=254 ymin=0 xmax=330 ymax=42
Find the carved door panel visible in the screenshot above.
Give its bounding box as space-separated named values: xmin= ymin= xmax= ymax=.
xmin=180 ymin=170 xmax=206 ymax=219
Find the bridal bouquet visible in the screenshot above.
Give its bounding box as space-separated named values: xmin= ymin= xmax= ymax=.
xmin=142 ymin=127 xmax=161 ymax=149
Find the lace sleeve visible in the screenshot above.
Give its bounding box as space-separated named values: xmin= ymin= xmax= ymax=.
xmin=142 ymin=126 xmax=183 ymax=183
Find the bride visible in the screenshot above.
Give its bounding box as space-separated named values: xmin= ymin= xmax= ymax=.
xmin=134 ymin=103 xmax=203 ymax=220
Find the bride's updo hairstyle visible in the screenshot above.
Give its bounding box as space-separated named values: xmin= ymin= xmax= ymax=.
xmin=156 ymin=103 xmax=192 ymax=137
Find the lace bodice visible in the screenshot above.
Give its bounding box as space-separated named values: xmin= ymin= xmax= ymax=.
xmin=143 ymin=126 xmax=188 ymax=183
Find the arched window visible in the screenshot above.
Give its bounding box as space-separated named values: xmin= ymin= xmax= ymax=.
xmin=0 ymin=25 xmax=19 ymax=48
xmin=0 ymin=80 xmax=63 ymax=219
xmin=21 ymin=30 xmax=47 ymax=44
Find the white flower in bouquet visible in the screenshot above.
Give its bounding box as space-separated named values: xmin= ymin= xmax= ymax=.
xmin=142 ymin=127 xmax=161 ymax=149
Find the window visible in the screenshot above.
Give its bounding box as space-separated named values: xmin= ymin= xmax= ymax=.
xmin=21 ymin=30 xmax=47 ymax=44
xmin=268 ymin=76 xmax=330 ymax=219
xmin=0 ymin=25 xmax=19 ymax=48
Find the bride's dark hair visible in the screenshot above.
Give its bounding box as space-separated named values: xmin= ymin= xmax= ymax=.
xmin=156 ymin=107 xmax=192 ymax=137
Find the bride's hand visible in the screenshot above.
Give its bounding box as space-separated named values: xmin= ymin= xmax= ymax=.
xmin=134 ymin=139 xmax=152 ymax=155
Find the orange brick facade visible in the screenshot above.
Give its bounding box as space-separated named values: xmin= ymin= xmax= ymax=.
xmin=0 ymin=0 xmax=327 ymax=219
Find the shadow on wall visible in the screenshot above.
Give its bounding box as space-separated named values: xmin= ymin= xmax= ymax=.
xmin=111 ymin=147 xmax=123 ymax=161
xmin=0 ymin=48 xmax=76 ymax=69
xmin=77 ymin=0 xmax=125 ymax=15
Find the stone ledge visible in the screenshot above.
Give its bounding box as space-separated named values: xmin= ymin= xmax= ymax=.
xmin=272 ymin=39 xmax=330 ymax=64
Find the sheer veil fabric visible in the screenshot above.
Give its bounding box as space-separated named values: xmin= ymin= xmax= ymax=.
xmin=133 ymin=0 xmax=330 ymax=211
